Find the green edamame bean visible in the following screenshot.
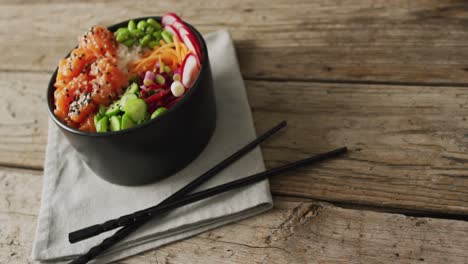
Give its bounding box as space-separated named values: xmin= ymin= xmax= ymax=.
xmin=123 ymin=38 xmax=136 ymax=47
xmin=130 ymin=29 xmax=144 ymax=38
xmin=163 ymin=65 xmax=172 ymax=73
xmin=115 ymin=33 xmax=123 ymax=42
xmin=161 ymin=30 xmax=173 ymax=43
xmin=137 ymin=20 xmax=147 ymax=30
xmin=147 ymin=18 xmax=162 ymax=30
xmin=146 ymin=26 xmax=155 ymax=34
xmin=115 ymin=28 xmax=127 ymax=34
xmin=150 ymin=107 xmax=167 ymax=119
xmin=115 ymin=29 xmax=130 ymax=42
xmin=152 ymin=31 xmax=162 ymax=41
xmin=139 ymin=35 xmax=151 ymax=47
xmin=114 ymin=28 xmax=125 ymax=42
xmin=148 ymin=40 xmax=159 ymax=49
xmin=128 ymin=20 xmax=137 ymax=31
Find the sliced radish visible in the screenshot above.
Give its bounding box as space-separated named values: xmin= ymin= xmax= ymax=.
xmin=172 ymin=21 xmax=202 ymax=60
xmin=164 ymin=25 xmax=181 ymax=42
xmin=172 ymin=21 xmax=185 ymax=31
xmin=181 ymin=54 xmax=200 ymax=88
xmin=178 ymin=26 xmax=202 ymax=61
xmin=161 ymin=13 xmax=182 ymax=26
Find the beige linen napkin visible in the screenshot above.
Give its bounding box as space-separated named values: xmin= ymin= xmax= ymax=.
xmin=32 ymin=29 xmax=273 ymax=263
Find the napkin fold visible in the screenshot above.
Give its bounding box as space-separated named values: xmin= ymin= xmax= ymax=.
xmin=32 ymin=30 xmax=273 ymax=263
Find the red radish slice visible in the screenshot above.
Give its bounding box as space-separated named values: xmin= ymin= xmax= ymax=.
xmin=178 ymin=26 xmax=202 ymax=61
xmin=164 ymin=25 xmax=181 ymax=41
xmin=161 ymin=13 xmax=182 ymax=26
xmin=172 ymin=21 xmax=185 ymax=31
xmin=173 ymin=21 xmax=202 ymax=59
xmin=171 ymin=21 xmax=202 ymax=63
xmin=181 ymin=54 xmax=201 ymax=88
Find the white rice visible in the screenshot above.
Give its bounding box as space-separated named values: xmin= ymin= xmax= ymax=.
xmin=116 ymin=44 xmax=144 ymax=73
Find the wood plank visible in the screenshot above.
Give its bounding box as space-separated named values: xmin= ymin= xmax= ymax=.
xmin=107 ymin=203 xmax=468 ymax=263
xmin=2 ymin=0 xmax=468 ymax=83
xmin=2 ymin=168 xmax=468 ymax=263
xmin=0 ymin=167 xmax=42 ymax=216
xmin=0 ymin=167 xmax=40 ymax=264
xmin=3 ymin=72 xmax=468 ymax=214
xmin=250 ymin=80 xmax=468 ymax=214
xmin=0 ymin=73 xmax=48 ymax=169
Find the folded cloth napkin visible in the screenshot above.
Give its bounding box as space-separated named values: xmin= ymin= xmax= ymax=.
xmin=32 ymin=29 xmax=273 ymax=263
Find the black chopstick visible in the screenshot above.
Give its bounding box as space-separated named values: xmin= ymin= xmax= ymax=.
xmin=69 ymin=147 xmax=348 ymax=264
xmin=69 ymin=121 xmax=287 ymax=244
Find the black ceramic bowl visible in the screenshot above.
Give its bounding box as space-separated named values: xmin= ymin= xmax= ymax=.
xmin=47 ymin=17 xmax=216 ymax=186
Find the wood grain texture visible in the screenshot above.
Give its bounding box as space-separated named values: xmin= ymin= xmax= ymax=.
xmin=0 ymin=167 xmax=42 ymax=216
xmin=251 ymin=80 xmax=468 ymax=214
xmin=0 ymin=73 xmax=48 ymax=169
xmin=2 ymin=168 xmax=468 ymax=264
xmin=2 ymin=72 xmax=468 ymax=214
xmin=3 ymin=1 xmax=468 ymax=263
xmin=2 ymin=0 xmax=468 ymax=83
xmin=0 ymin=167 xmax=41 ymax=264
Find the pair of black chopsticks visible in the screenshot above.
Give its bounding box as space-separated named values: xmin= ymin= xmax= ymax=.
xmin=68 ymin=121 xmax=347 ymax=264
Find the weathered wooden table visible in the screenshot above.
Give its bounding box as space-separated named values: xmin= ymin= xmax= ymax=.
xmin=3 ymin=1 xmax=468 ymax=263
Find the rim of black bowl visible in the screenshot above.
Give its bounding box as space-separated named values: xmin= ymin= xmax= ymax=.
xmin=47 ymin=16 xmax=208 ymax=137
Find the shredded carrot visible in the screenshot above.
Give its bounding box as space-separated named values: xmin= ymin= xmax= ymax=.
xmin=128 ymin=41 xmax=190 ymax=74
xmin=173 ymin=35 xmax=181 ymax=62
xmin=158 ymin=55 xmax=163 ymax=73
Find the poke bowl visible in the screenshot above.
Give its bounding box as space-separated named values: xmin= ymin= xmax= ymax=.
xmin=46 ymin=14 xmax=216 ymax=186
